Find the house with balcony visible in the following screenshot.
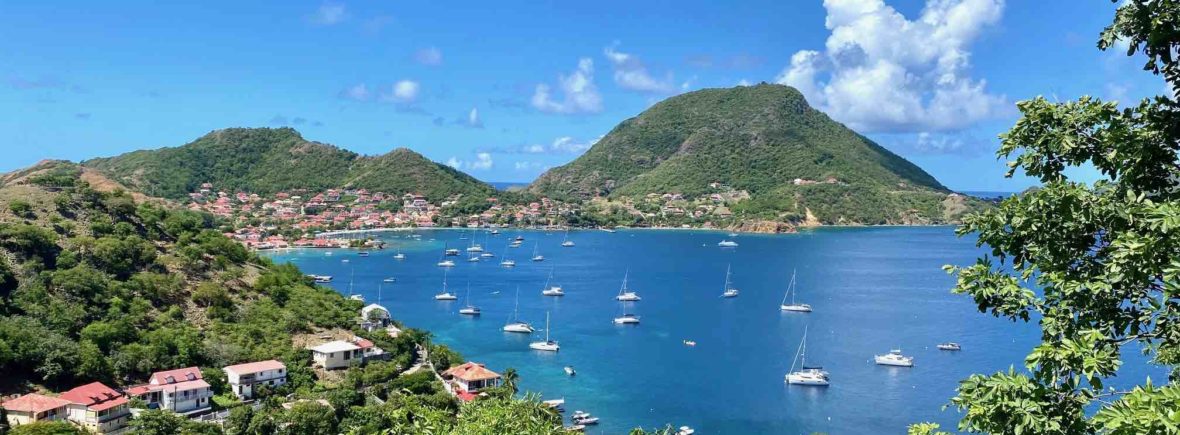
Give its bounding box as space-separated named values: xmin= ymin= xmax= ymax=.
xmin=1 ymin=393 xmax=71 ymax=426
xmin=59 ymin=382 xmax=131 ymax=434
xmin=441 ymin=362 xmax=502 ymax=402
xmin=223 ymin=360 xmax=287 ymax=400
xmin=124 ymin=367 xmax=212 ymax=414
xmin=309 ymin=340 xmax=362 ymax=370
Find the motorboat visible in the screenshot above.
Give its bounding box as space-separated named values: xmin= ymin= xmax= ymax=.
xmin=721 ymin=264 xmax=739 ymax=298
xmin=357 ymin=251 xmax=370 ymax=257
xmin=437 ymin=260 xmax=455 ymax=267
xmin=571 ymin=412 xmax=598 ymax=426
xmin=564 ymin=366 xmax=576 ymax=376
xmin=717 ymin=240 xmax=739 ymax=247
xmin=542 ymin=398 xmax=565 ymax=410
xmin=875 ymin=349 xmax=915 ymax=367
xmin=615 ymin=271 xmax=641 ymax=301
xmin=529 ymin=312 xmax=560 ymax=352
xmin=780 ymin=269 xmax=812 ymax=312
xmin=683 ymin=340 xmax=697 ymax=347
xmin=514 ymin=235 xmax=525 ymax=242
xmin=937 ymin=342 xmax=962 ymax=351
xmin=308 ymin=275 xmax=332 ymax=283
xmin=445 ymin=248 xmax=460 ymax=256
xmin=383 ymin=277 xmax=396 ymax=283
xmin=785 ymin=327 xmax=830 ymax=386
xmin=349 ymin=294 xmax=365 ymax=302
xmin=678 ymin=427 xmax=696 ymax=435
xmin=490 ymin=229 xmax=500 ymax=235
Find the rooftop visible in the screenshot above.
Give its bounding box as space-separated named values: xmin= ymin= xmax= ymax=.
xmin=150 ymin=366 xmax=202 ymax=386
xmin=224 ymin=359 xmax=286 ymax=376
xmin=309 ymin=340 xmax=361 ymax=354
xmin=2 ymin=393 xmax=72 ymax=414
xmin=59 ymin=382 xmax=128 ymax=412
xmin=443 ymin=362 xmax=502 ymax=382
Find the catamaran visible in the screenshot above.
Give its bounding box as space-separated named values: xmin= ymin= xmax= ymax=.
xmin=613 ymin=301 xmax=640 ymax=324
xmin=434 ymin=271 xmax=457 ymax=300
xmin=542 ymin=269 xmax=564 ymax=296
xmin=780 ymin=270 xmax=812 ymax=312
xmin=874 ymin=349 xmax=914 ymax=367
xmin=459 ymin=283 xmax=480 ymax=315
xmin=615 ymin=271 xmax=641 ymax=301
xmin=531 ymin=243 xmax=545 ymax=262
xmin=529 ymin=312 xmax=560 ymax=351
xmin=503 ymin=287 xmax=534 ymax=333
xmin=785 ymin=327 xmax=830 ymax=386
xmin=721 ymin=264 xmax=739 ymax=298
xmin=561 ymin=229 xmax=575 ymax=247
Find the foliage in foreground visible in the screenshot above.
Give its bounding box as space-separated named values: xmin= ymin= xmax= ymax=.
xmin=912 ymin=1 xmax=1180 ymax=433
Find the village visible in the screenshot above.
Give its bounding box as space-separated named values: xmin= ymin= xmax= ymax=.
xmin=1 ymin=302 xmax=513 ymax=434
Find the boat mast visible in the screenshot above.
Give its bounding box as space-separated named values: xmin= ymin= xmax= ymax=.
xmin=545 ymin=312 xmax=551 ymax=342
xmin=724 ymin=264 xmax=732 ymax=290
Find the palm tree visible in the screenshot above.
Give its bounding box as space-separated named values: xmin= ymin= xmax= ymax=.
xmin=502 ymin=368 xmax=519 ymax=393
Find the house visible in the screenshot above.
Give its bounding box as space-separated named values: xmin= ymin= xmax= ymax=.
xmin=308 ymin=340 xmax=362 ymax=370
xmin=124 ymin=367 xmax=212 ymax=414
xmin=360 ymin=303 xmax=391 ymax=324
xmin=59 ymin=382 xmax=131 ymax=434
xmin=441 ymin=362 xmax=502 ymax=401
xmin=1 ymin=393 xmax=71 ymax=426
xmin=223 ymin=360 xmax=287 ymax=400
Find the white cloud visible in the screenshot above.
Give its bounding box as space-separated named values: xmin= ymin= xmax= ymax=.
xmin=384 ymin=80 xmax=419 ymax=103
xmin=446 ymin=157 xmax=462 ymax=169
xmin=339 ymin=83 xmax=370 ymax=101
xmin=603 ymin=45 xmax=677 ymax=94
xmin=550 ymin=136 xmax=599 ymax=153
xmin=309 ymin=2 xmax=348 ymax=26
xmin=531 ymin=58 xmax=603 ymax=114
xmin=470 ymin=153 xmax=493 ymax=170
xmin=415 ymin=47 xmax=443 ymax=66
xmin=737 ymin=79 xmax=753 ymax=87
xmin=775 ymin=0 xmax=1007 ymax=133
xmin=466 ymin=108 xmax=484 ymax=128
xmin=514 ymin=161 xmax=549 ymax=171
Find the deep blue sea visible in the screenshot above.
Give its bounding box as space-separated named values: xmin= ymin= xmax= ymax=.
xmin=267 ymin=227 xmax=1164 ymax=434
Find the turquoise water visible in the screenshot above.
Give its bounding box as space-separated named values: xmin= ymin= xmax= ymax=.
xmin=269 ymin=227 xmax=1163 ymax=434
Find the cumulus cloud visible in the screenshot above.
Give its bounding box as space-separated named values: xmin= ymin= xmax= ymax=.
xmin=603 ymin=44 xmax=677 ymax=94
xmin=414 ymin=47 xmax=443 ymax=66
xmin=445 ymin=153 xmax=493 ymax=171
xmin=383 ymin=80 xmax=420 ymax=103
xmin=339 ymin=83 xmax=370 ymax=101
xmin=531 ymin=58 xmax=603 ymax=114
xmin=445 ymin=157 xmax=462 ymax=169
xmin=309 ymin=2 xmax=348 ymax=26
xmin=775 ymin=0 xmax=1007 ymax=134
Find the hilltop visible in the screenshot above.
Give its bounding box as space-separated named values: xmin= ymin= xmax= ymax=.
xmin=530 ymin=84 xmax=975 ymax=225
xmin=82 ymin=127 xmax=494 ymax=202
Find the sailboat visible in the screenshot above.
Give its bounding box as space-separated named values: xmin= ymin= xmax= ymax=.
xmin=542 ymin=269 xmax=564 ymax=296
xmin=613 ymin=300 xmax=640 ymax=324
xmin=615 ymin=271 xmax=641 ymax=301
xmin=531 ymin=243 xmax=545 ymax=262
xmin=500 ymin=242 xmax=516 ymax=267
xmin=437 ymin=246 xmax=455 ymax=267
xmin=785 ymin=327 xmax=830 ymax=386
xmin=780 ymin=270 xmax=812 ymax=312
xmin=459 ymin=283 xmax=480 ymax=315
xmin=434 ymin=270 xmax=458 ymax=300
xmin=466 ymin=234 xmax=484 ymax=253
xmin=529 ymin=312 xmax=560 ymax=351
xmin=393 ymin=248 xmax=405 ymax=260
xmin=503 ymin=287 xmax=534 ymax=333
xmin=721 ymin=264 xmax=739 ymax=298
xmin=561 ymin=229 xmax=575 ymax=247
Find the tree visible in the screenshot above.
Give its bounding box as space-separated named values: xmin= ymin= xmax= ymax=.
xmin=8 ymin=421 xmax=86 ymax=435
xmin=129 ymin=409 xmax=185 ymax=435
xmin=8 ymin=200 xmax=33 ymax=218
xmin=912 ymin=1 xmax=1180 ymax=434
xmin=502 ymin=368 xmax=519 ymax=393
xmin=279 ymin=402 xmax=336 ymax=435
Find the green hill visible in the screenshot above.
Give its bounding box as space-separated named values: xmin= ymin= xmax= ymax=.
xmin=82 ymin=127 xmax=494 ymax=201
xmin=530 ymin=84 xmax=972 ymax=225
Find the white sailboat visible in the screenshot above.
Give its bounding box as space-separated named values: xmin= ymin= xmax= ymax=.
xmin=466 ymin=234 xmax=484 ymax=252
xmin=613 ymin=300 xmax=640 ymax=324
xmin=529 ymin=312 xmax=560 ymax=351
xmin=434 ymin=270 xmax=458 ymax=300
xmin=785 ymin=327 xmax=830 ymax=386
xmin=561 ymin=229 xmax=575 ymax=247
xmin=531 ymin=243 xmax=545 ymax=262
xmin=615 ymin=271 xmax=641 ymax=301
xmin=780 ymin=270 xmax=812 ymax=312
xmin=721 ymin=264 xmax=739 ymax=298
xmin=874 ymin=349 xmax=914 ymax=367
xmin=503 ymin=287 xmax=535 ymax=333
xmin=459 ymin=283 xmax=480 ymax=315
xmin=542 ymin=269 xmax=564 ymax=296
xmin=393 ymin=248 xmax=405 ymax=260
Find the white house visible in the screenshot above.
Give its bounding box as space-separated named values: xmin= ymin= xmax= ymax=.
xmin=59 ymin=382 xmax=131 ymax=434
xmin=441 ymin=362 xmax=502 ymax=402
xmin=309 ymin=340 xmax=362 ymax=370
xmin=1 ymin=393 xmax=70 ymax=427
xmin=223 ymin=360 xmax=287 ymax=400
xmin=124 ymin=367 xmax=212 ymax=414
xmin=360 ymin=303 xmax=392 ymax=331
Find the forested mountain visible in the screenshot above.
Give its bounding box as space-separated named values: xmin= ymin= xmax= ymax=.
xmin=530 ymin=84 xmax=970 ymax=224
xmin=82 ymin=127 xmax=494 ymax=201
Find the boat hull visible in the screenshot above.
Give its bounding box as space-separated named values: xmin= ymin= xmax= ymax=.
xmin=781 ymin=304 xmax=812 ymax=312
xmin=785 ymin=374 xmax=830 ymax=386
xmin=502 ymin=323 xmax=534 ymax=333
xmin=529 ymin=342 xmax=559 ymax=352
xmin=874 ymin=357 xmax=914 ymax=367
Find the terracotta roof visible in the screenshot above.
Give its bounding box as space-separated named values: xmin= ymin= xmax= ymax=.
xmin=224 ymin=360 xmax=286 ymax=376
xmin=354 ymin=338 xmax=375 ymax=349
xmin=59 ymin=382 xmax=128 ymax=412
xmin=442 ymin=362 xmax=502 ymax=382
xmin=2 ymin=393 xmax=71 ymax=413
xmin=149 ymin=366 xmax=202 ymax=385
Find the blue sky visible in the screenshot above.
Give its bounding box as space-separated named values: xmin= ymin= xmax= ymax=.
xmin=0 ymin=0 xmax=1170 ymax=191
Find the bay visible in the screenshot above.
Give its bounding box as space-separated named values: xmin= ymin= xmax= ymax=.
xmin=267 ymin=227 xmax=1163 ymax=434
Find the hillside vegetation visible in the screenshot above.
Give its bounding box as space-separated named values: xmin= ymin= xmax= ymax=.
xmin=530 ymin=84 xmax=975 ymax=225
xmin=83 ymin=127 xmax=494 ymax=202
